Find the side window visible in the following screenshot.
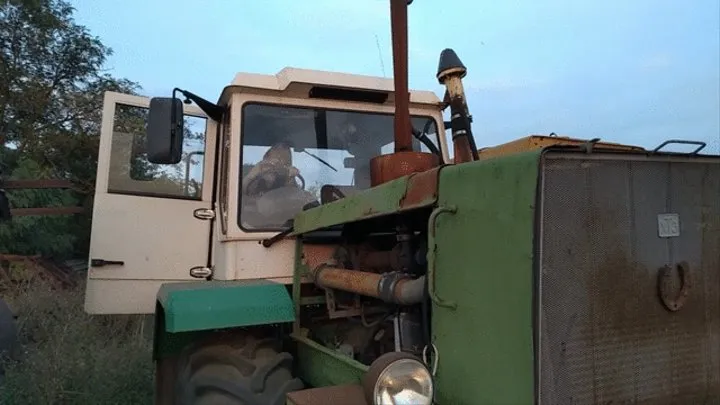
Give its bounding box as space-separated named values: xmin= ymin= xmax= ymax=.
xmin=107 ymin=103 xmax=208 ymax=200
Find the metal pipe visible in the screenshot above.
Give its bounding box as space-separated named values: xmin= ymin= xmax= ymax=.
xmin=313 ymin=265 xmax=382 ymax=297
xmin=444 ymin=76 xmax=477 ymax=163
xmin=312 ymin=264 xmax=425 ymax=305
xmin=437 ymin=48 xmax=478 ymax=163
xmin=390 ymin=0 xmax=412 ymax=152
xmin=392 ymin=276 xmax=425 ymax=305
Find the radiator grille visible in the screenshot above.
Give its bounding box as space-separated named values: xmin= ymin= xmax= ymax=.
xmin=538 ymin=154 xmax=720 ymax=404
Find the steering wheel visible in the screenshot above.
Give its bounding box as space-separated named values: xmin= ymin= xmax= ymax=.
xmin=245 ymin=165 xmax=305 ymax=197
xmin=294 ymin=172 xmax=306 ymax=190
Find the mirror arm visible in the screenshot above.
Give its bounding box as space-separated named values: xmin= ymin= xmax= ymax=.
xmin=174 ymin=88 xmax=224 ymax=122
xmin=170 ymin=88 xmax=183 ymax=158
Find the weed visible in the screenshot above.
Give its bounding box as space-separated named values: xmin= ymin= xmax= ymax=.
xmin=0 ymin=278 xmax=154 ymax=405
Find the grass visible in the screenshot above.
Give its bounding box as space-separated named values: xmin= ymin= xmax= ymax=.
xmin=0 ymin=274 xmax=155 ymax=405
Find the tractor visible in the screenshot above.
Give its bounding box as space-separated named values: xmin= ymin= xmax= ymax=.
xmin=83 ymin=1 xmax=720 ymax=404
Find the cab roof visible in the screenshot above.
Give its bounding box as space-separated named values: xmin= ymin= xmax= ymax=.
xmin=217 ymin=67 xmax=442 ymax=107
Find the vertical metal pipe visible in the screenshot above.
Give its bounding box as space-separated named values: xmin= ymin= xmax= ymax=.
xmin=390 ymin=0 xmax=412 ymax=152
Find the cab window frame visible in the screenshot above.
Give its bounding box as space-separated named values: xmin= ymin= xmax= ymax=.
xmin=237 ymin=101 xmax=441 ymax=233
xmin=107 ymin=102 xmax=209 ymax=201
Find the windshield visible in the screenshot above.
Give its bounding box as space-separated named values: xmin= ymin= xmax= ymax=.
xmin=238 ymin=102 xmax=441 ymax=231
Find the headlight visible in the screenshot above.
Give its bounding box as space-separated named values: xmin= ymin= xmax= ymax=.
xmin=363 ymin=352 xmax=434 ymax=405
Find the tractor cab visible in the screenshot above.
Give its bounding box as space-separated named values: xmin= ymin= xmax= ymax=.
xmin=83 ymin=67 xmax=449 ymax=315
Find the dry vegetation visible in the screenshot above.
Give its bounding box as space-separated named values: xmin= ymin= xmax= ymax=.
xmin=0 ymin=269 xmax=155 ymax=405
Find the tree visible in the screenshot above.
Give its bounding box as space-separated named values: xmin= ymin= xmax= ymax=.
xmin=0 ymin=0 xmax=140 ymax=258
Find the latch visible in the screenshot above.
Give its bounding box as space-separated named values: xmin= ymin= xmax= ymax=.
xmin=90 ymin=259 xmax=125 ymax=267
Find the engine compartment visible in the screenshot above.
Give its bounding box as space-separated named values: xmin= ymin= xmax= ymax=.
xmin=296 ymin=211 xmax=433 ymax=367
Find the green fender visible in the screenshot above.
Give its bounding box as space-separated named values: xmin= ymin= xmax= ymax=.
xmin=153 ymin=279 xmax=295 ymax=359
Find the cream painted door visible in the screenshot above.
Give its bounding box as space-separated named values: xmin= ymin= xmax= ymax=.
xmin=87 ymin=91 xmax=216 ymax=281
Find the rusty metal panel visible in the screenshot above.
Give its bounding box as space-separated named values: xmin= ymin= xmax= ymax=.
xmin=538 ymin=152 xmax=720 ymax=404
xmin=477 ymin=135 xmax=645 ymax=161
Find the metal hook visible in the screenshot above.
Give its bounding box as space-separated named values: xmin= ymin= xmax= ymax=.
xmin=422 ymin=343 xmax=439 ymax=376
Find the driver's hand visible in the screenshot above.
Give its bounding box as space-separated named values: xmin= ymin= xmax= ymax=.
xmin=289 ymin=167 xmax=300 ymax=177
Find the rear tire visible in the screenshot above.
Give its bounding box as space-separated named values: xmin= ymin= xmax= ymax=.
xmin=175 ymin=331 xmax=304 ymax=405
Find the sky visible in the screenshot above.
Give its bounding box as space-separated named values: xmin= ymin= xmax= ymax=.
xmin=70 ymin=0 xmax=720 ymax=156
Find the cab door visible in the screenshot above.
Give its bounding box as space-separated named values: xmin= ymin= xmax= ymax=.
xmin=87 ymin=91 xmax=215 ymax=282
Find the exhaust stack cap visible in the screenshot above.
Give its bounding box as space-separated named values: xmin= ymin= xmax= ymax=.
xmin=436 ymin=48 xmax=467 ymax=83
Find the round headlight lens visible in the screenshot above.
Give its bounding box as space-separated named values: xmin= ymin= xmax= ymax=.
xmin=373 ymin=358 xmax=434 ymax=405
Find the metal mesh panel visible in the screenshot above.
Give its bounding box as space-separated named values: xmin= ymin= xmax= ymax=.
xmin=538 ymin=154 xmax=720 ymax=405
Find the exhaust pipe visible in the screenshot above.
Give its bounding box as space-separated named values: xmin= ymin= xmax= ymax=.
xmin=437 ymin=48 xmax=479 ymax=163
xmin=369 ymin=0 xmax=440 ymax=186
xmin=311 ymin=264 xmax=425 ymax=306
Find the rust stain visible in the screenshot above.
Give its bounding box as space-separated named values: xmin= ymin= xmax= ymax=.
xmin=399 ymin=166 xmax=441 ymax=208
xmin=547 ymin=202 xmax=713 ymax=403
xmin=390 ymin=0 xmax=411 ymax=152
xmin=302 ymin=245 xmax=336 ymax=270
xmin=357 ymin=245 xmax=401 ymax=272
xmin=314 ymin=266 xmax=382 ymax=298
xmin=369 ymin=151 xmax=439 ymax=187
xmin=286 ymin=384 xmax=367 ymax=405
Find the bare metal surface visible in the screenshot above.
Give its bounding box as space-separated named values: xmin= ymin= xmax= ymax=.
xmin=286 ymin=384 xmax=367 ymax=405
xmin=390 ymin=0 xmax=411 ymax=152
xmin=538 ymin=154 xmax=720 ymax=404
xmin=392 ymin=276 xmax=425 ymax=305
xmin=400 ymin=165 xmax=441 ymax=208
xmin=369 ymin=151 xmax=439 ymax=186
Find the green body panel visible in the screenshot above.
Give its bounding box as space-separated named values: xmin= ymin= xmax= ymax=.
xmin=291 ymin=170 xmax=438 ymax=234
xmin=156 ymin=279 xmax=295 ymax=333
xmin=430 ymin=151 xmax=541 ymax=404
xmin=291 ymin=331 xmax=369 ymax=387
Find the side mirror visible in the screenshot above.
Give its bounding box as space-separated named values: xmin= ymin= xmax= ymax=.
xmin=146 ymin=97 xmax=184 ymax=164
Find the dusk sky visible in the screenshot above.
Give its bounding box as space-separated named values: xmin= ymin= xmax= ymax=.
xmin=70 ymin=0 xmax=719 ymax=155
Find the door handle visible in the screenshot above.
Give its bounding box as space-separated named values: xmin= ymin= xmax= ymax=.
xmin=90 ymin=259 xmax=125 ymax=267
xmin=193 ymin=208 xmax=215 ymax=220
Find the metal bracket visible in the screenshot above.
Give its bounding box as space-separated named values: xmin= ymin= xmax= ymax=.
xmin=657 ymin=261 xmax=691 ymax=312
xmin=427 ymin=206 xmax=458 ymax=309
xmin=580 ymin=138 xmax=602 ymax=154
xmin=652 ymin=139 xmax=706 ymax=155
